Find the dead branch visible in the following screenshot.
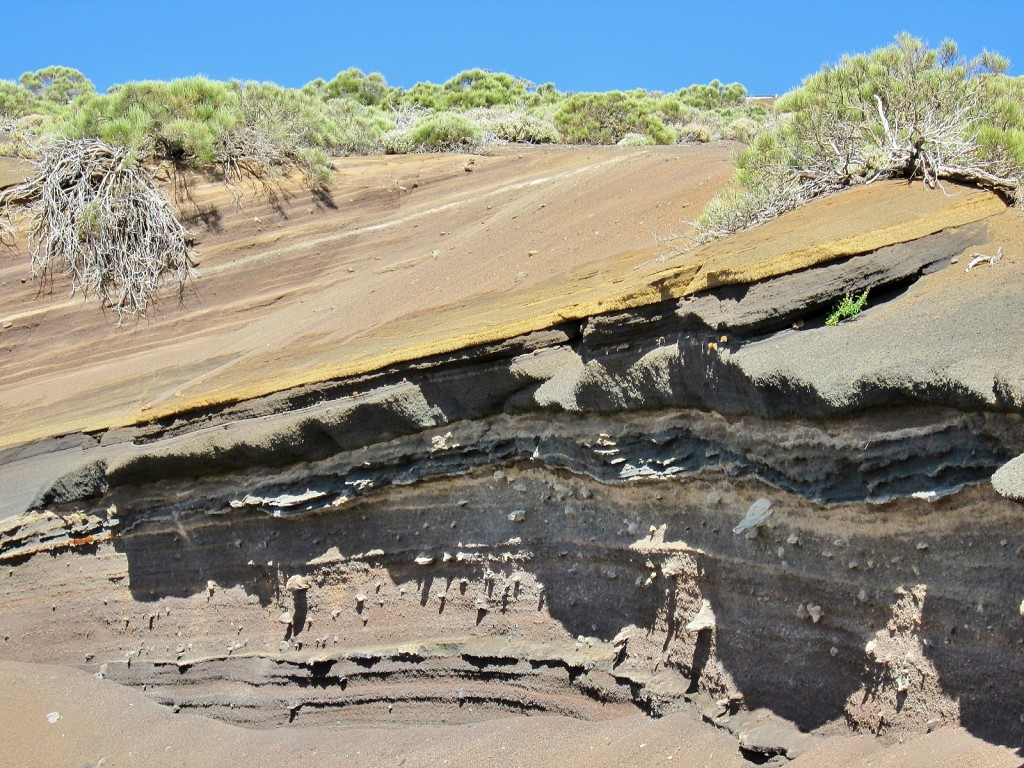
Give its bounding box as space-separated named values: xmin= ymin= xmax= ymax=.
xmin=965 ymin=247 xmax=1003 ymax=272
xmin=0 ymin=138 xmax=197 ymax=323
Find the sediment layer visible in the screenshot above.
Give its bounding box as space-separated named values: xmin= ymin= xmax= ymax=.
xmin=1 ymin=151 xmax=1022 ymax=762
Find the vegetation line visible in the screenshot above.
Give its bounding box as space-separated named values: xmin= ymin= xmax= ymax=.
xmin=2 ymin=35 xmax=1022 ymax=322
xmin=694 ymin=35 xmax=1023 ymax=243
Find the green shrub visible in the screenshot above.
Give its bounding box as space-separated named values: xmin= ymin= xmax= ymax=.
xmin=653 ymin=95 xmax=699 ymax=126
xmin=677 ymin=122 xmax=712 ymax=143
xmin=767 ymin=35 xmax=1018 ymax=192
xmin=56 ymin=78 xmax=339 ymax=186
xmin=18 ymin=66 xmax=94 ymax=106
xmin=553 ymin=91 xmax=675 ymax=145
xmin=58 ymin=77 xmax=237 ymax=166
xmin=617 ymin=132 xmax=653 ymax=146
xmin=679 ymin=80 xmax=747 ymax=110
xmin=398 ymin=81 xmax=447 ymax=110
xmin=304 ymin=67 xmax=395 ymax=106
xmin=0 ymin=80 xmax=41 ymax=118
xmin=442 ymin=69 xmax=530 ymax=109
xmin=380 ymin=128 xmax=415 ymax=154
xmin=724 ymin=116 xmax=761 ymax=143
xmin=397 ymin=70 xmax=535 ymax=111
xmin=696 ymin=35 xmax=1024 ymax=241
xmin=530 ymin=82 xmax=562 ymax=107
xmin=465 ymin=107 xmax=560 ymax=143
xmin=224 ymin=81 xmax=344 ymax=188
xmin=326 ymin=99 xmax=394 ymax=154
xmin=409 ymin=112 xmax=482 ymax=151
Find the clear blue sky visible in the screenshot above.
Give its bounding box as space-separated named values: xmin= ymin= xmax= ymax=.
xmin=2 ymin=1 xmax=1022 ymax=96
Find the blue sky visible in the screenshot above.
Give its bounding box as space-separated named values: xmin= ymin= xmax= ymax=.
xmin=2 ymin=1 xmax=1022 ymax=96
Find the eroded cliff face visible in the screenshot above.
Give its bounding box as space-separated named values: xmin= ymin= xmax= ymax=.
xmin=1 ymin=149 xmax=1022 ymax=764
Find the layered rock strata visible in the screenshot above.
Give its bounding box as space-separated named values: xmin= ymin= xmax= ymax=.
xmin=1 ymin=159 xmax=1022 ymax=761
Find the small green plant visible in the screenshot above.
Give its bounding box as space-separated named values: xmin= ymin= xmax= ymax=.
xmin=825 ymin=289 xmax=869 ymax=326
xmin=409 ymin=112 xmax=482 ymax=151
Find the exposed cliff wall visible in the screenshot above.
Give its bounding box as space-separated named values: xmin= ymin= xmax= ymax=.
xmin=0 ymin=147 xmax=1022 ymax=764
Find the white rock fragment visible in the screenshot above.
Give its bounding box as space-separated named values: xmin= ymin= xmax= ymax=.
xmin=355 ymin=594 xmax=367 ymax=606
xmin=46 ymin=712 xmax=60 ymax=724
xmin=685 ymin=600 xmax=716 ymax=633
xmin=733 ymin=498 xmax=774 ymax=535
xmin=286 ymin=575 xmax=311 ymax=592
xmin=429 ymin=432 xmax=458 ymax=452
xmin=796 ymin=603 xmax=809 ymax=620
xmin=238 ymin=489 xmax=327 ymax=508
xmin=807 ymin=604 xmax=823 ymax=624
xmin=865 ymin=640 xmax=877 ymax=656
xmin=507 ymin=510 xmax=527 ymax=523
xmin=414 ymin=554 xmax=435 ymax=566
xmin=278 ymin=612 xmax=293 ymax=626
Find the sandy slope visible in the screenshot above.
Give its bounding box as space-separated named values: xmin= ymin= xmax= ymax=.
xmin=0 ymin=144 xmax=734 ymax=446
xmin=0 ymin=144 xmax=1004 ymax=450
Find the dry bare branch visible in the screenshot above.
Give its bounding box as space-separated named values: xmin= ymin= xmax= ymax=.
xmin=0 ymin=137 xmax=196 ymax=323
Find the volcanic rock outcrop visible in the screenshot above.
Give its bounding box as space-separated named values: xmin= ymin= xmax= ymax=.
xmin=0 ymin=145 xmax=1021 ymax=766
